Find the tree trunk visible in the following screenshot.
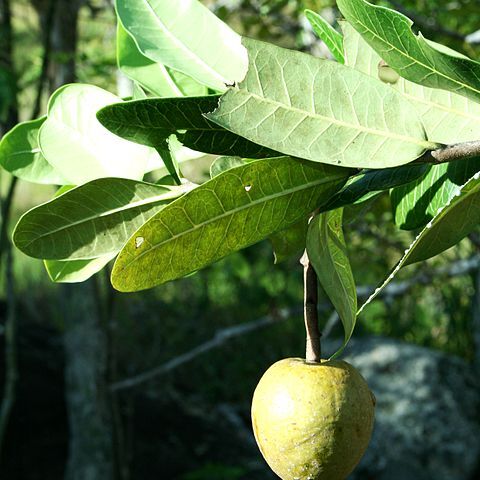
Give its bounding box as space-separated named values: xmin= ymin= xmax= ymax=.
xmin=0 ymin=0 xmax=18 ymax=133
xmin=32 ymin=0 xmax=85 ymax=90
xmin=63 ymin=280 xmax=114 ymax=480
xmin=472 ymin=268 xmax=480 ymax=369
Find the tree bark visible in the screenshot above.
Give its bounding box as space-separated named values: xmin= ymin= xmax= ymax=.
xmin=63 ymin=280 xmax=114 ymax=480
xmin=32 ymin=0 xmax=85 ymax=90
xmin=472 ymin=268 xmax=480 ymax=369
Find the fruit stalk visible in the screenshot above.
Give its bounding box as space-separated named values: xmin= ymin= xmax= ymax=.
xmin=300 ymin=250 xmax=321 ymax=363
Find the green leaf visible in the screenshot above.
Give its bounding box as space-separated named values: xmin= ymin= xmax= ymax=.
xmin=13 ymin=178 xmax=188 ymax=260
xmin=307 ymin=209 xmax=356 ymax=357
xmin=270 ymin=219 xmax=308 ymax=264
xmin=391 ymin=159 xmax=480 ymax=230
xmin=337 ymin=0 xmax=480 ymax=104
xmin=39 ymin=84 xmax=160 ymax=184
xmin=342 ymin=22 xmax=480 ymax=145
xmin=97 ymin=95 xmax=278 ymax=158
xmin=117 ymin=23 xmax=207 ymax=98
xmin=111 ymin=157 xmax=351 ymax=292
xmin=206 ymin=37 xmax=435 ymax=169
xmin=156 ymin=139 xmax=181 ymax=185
xmin=322 ymin=164 xmax=428 ymax=211
xmin=44 ymin=254 xmax=115 ymax=283
xmin=305 ymin=9 xmax=345 ymax=63
xmin=210 ymin=156 xmax=246 ymax=178
xmin=115 ymin=0 xmax=248 ymax=91
xmin=359 ymin=171 xmax=480 ymax=315
xmin=0 ymin=117 xmax=67 ymax=185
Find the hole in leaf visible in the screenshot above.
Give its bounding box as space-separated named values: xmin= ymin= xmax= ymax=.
xmin=135 ymin=237 xmax=144 ymax=248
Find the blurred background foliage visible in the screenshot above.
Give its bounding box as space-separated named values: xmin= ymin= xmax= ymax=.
xmin=1 ymin=0 xmax=480 ymax=479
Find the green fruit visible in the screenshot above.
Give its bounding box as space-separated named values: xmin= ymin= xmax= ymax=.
xmin=251 ymin=358 xmax=375 ymax=480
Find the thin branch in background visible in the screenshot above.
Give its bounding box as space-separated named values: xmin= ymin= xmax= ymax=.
xmin=109 ymin=255 xmax=480 ymax=392
xmin=110 ymin=308 xmax=295 ymax=392
xmin=0 ymin=243 xmax=17 ymax=457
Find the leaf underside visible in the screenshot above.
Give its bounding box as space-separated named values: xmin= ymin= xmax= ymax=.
xmin=337 ymin=0 xmax=480 ymax=104
xmin=207 ymin=37 xmax=431 ymax=169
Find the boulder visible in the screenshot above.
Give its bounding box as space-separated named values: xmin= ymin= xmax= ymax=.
xmin=332 ymin=337 xmax=480 ymax=480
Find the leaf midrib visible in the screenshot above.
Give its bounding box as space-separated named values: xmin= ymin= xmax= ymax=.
xmin=134 ymin=0 xmax=227 ymax=85
xmin=117 ymin=172 xmax=346 ymax=272
xmin=237 ymin=88 xmax=433 ymax=149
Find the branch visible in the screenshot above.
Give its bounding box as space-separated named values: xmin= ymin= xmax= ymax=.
xmin=417 ymin=140 xmax=480 ymax=165
xmin=110 ymin=255 xmax=480 ymax=392
xmin=300 ymin=250 xmax=321 ymax=363
xmin=110 ymin=308 xmax=294 ymax=392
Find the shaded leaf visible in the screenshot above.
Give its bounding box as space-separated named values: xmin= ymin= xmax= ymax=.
xmin=210 ymin=156 xmax=246 ymax=178
xmin=207 ymin=37 xmax=434 ymax=169
xmin=44 ymin=254 xmax=115 ymax=283
xmin=305 ymin=9 xmax=344 ymax=63
xmin=307 ymin=209 xmax=356 ymax=357
xmin=323 ymin=163 xmax=428 ymax=211
xmin=156 ymin=139 xmax=181 ymax=185
xmin=337 ymin=0 xmax=480 ymax=103
xmin=391 ymin=159 xmax=480 ymax=230
xmin=359 ymin=171 xmax=480 ymax=315
xmin=117 ymin=23 xmax=207 ymax=98
xmin=0 ymin=116 xmax=67 ymax=184
xmin=111 ymin=157 xmax=351 ymax=291
xmin=115 ymin=0 xmax=248 ymax=91
xmin=39 ymin=84 xmax=159 ymax=184
xmin=14 ymin=178 xmax=188 ymax=260
xmin=270 ymin=219 xmax=308 ymax=264
xmin=97 ymin=95 xmax=278 ymax=158
xmin=342 ymin=22 xmax=480 ymax=145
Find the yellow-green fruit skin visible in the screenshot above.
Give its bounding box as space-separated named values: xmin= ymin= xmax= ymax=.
xmin=251 ymin=358 xmax=375 ymax=480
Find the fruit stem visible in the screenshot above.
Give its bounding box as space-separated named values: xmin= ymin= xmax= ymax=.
xmin=300 ymin=250 xmax=321 ymax=363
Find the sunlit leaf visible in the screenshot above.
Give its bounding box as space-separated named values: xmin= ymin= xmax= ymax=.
xmin=111 ymin=157 xmax=351 ymax=291
xmin=305 ymin=9 xmax=344 ymax=63
xmin=0 ymin=117 xmax=67 ymax=184
xmin=207 ymin=37 xmax=435 ymax=169
xmin=337 ymin=0 xmax=480 ymax=103
xmin=14 ymin=178 xmax=188 ymax=260
xmin=342 ymin=22 xmax=480 ymax=145
xmin=115 ymin=0 xmax=248 ymax=91
xmin=44 ymin=254 xmax=115 ymax=283
xmin=39 ymin=84 xmax=160 ymax=184
xmin=117 ymin=22 xmax=207 ymax=97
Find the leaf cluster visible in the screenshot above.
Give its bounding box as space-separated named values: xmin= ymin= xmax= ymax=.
xmin=3 ymin=0 xmax=480 ymax=355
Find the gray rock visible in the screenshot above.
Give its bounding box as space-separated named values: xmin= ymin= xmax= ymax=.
xmin=329 ymin=337 xmax=480 ymax=480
